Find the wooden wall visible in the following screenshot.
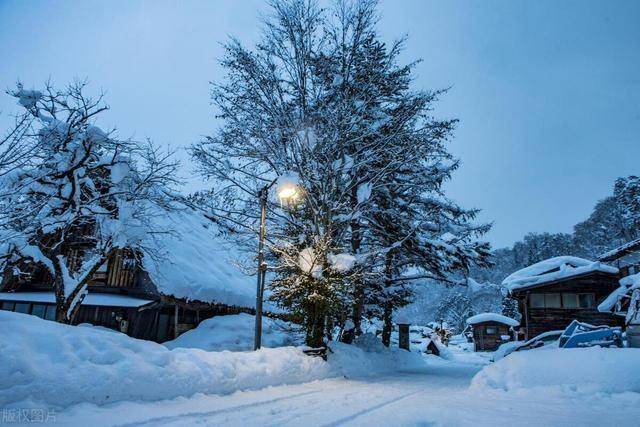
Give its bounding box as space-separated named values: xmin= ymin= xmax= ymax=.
xmin=472 ymin=321 xmax=511 ymax=351
xmin=512 ymin=272 xmax=625 ymax=339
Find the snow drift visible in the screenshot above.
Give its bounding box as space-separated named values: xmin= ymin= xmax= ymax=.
xmin=164 ymin=313 xmax=303 ymax=351
xmin=0 ymin=312 xmax=429 ymax=408
xmin=471 ymin=346 xmax=640 ymax=394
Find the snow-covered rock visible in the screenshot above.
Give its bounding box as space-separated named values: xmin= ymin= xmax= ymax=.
xmin=502 ymin=256 xmax=619 ymax=291
xmin=164 ymin=313 xmax=303 ymax=351
xmin=466 ymin=312 xmax=519 ymax=327
xmin=471 ymin=346 xmax=640 ymax=394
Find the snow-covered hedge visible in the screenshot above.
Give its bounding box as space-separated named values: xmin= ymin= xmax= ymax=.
xmin=0 ymin=312 xmax=428 ymax=408
xmin=471 ymin=347 xmax=640 ymax=394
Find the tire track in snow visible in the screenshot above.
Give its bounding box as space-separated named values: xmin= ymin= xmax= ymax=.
xmin=319 ymin=389 xmax=425 ymax=427
xmin=113 ymin=389 xmax=324 ymax=427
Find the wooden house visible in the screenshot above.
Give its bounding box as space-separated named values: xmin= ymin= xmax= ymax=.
xmin=0 ymin=207 xmax=257 ymax=342
xmin=466 ymin=313 xmax=519 ymax=351
xmin=504 ymin=256 xmax=624 ymax=340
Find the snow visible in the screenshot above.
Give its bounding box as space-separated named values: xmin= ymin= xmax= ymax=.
xmin=298 ymin=247 xmax=322 ymax=278
xmin=109 ymin=161 xmax=130 ymax=184
xmin=598 ymin=272 xmax=640 ymax=312
xmin=0 ymin=291 xmax=153 ymax=307
xmin=0 ymin=311 xmax=429 ymax=410
xmin=140 ymin=207 xmax=257 ymax=307
xmin=14 ymin=88 xmax=42 ymax=108
xmin=356 ymin=182 xmax=372 ymax=203
xmin=46 ymin=335 xmax=640 ymax=426
xmin=327 ymin=252 xmax=356 ymax=272
xmin=0 ymin=311 xmax=330 ymax=408
xmin=466 ymin=312 xmax=519 ymax=326
xmin=502 ymin=256 xmax=619 ymax=291
xmin=471 ymin=346 xmax=640 ymax=395
xmin=164 ymin=313 xmax=303 ymax=351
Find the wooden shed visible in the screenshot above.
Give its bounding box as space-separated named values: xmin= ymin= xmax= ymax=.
xmin=467 ymin=313 xmax=519 ymax=352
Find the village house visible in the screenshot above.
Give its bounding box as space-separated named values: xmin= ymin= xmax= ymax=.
xmin=466 ymin=312 xmax=519 ymax=351
xmin=0 ymin=207 xmax=257 ymax=342
xmin=504 ymin=256 xmax=624 ymax=340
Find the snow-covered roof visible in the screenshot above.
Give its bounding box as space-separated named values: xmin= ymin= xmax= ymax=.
xmin=466 ymin=313 xmax=519 ymax=327
xmin=502 ymin=256 xmax=619 ymax=292
xmin=0 ymin=291 xmax=153 ymax=307
xmin=598 ymin=238 xmax=640 ymax=262
xmin=139 ymin=207 xmax=256 ymax=308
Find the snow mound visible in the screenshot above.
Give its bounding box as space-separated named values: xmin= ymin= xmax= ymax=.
xmin=0 ymin=311 xmax=328 ymax=408
xmin=471 ymin=346 xmax=640 ymax=394
xmin=164 ymin=313 xmax=303 ymax=351
xmin=502 ymin=256 xmax=618 ymax=291
xmin=466 ymin=312 xmax=519 ymax=326
xmin=0 ymin=311 xmax=432 ymax=409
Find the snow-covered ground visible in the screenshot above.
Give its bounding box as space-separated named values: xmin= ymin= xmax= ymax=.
xmin=2 ymin=311 xmax=640 ymax=426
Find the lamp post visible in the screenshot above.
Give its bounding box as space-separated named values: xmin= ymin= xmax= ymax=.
xmin=254 ymin=177 xmax=299 ymax=350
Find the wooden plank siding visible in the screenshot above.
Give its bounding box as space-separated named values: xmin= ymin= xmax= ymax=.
xmin=511 ymin=271 xmax=624 ymax=340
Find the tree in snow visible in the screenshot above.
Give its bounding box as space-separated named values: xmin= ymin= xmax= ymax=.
xmin=0 ymin=81 xmax=179 ymax=323
xmin=191 ymin=0 xmax=489 ymax=347
xmin=501 ymin=294 xmax=520 ymax=321
xmin=435 ymin=293 xmax=474 ymax=334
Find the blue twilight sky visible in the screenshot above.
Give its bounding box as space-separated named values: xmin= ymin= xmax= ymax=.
xmin=1 ymin=0 xmax=639 ymax=249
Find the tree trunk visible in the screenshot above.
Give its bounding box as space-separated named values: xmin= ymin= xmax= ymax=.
xmin=382 ymin=303 xmax=393 ymax=347
xmin=306 ymin=302 xmax=326 ymax=348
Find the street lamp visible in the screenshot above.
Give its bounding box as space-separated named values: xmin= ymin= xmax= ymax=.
xmin=254 ymin=176 xmax=300 ymax=350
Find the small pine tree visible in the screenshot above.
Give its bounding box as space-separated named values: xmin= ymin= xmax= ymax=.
xmin=501 ymin=295 xmax=520 ymax=321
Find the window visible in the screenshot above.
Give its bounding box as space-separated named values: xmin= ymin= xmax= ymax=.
xmin=530 ymin=294 xmax=545 ymax=308
xmin=44 ymin=305 xmax=56 ymax=321
xmin=578 ymin=294 xmax=595 ymax=309
xmin=529 ymin=293 xmax=561 ymax=308
xmin=31 ymin=304 xmax=46 ymax=318
xmin=563 ymin=293 xmax=579 ymax=309
xmin=544 ymin=294 xmax=561 ymax=308
xmin=14 ymin=303 xmax=30 ymax=314
xmin=485 ymin=326 xmax=498 ymax=335
xmin=1 ymin=301 xmax=15 ymax=311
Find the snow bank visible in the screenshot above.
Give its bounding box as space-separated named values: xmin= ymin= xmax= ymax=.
xmin=503 ymin=256 xmax=618 ymax=291
xmin=0 ymin=312 xmax=432 ymax=409
xmin=0 ymin=311 xmax=329 ymax=408
xmin=164 ymin=313 xmax=303 ymax=351
xmin=471 ymin=346 xmax=640 ymax=394
xmin=466 ymin=312 xmax=519 ymax=326
xmin=327 ymin=333 xmax=430 ymax=377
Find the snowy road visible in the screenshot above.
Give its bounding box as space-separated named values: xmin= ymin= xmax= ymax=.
xmin=57 ymin=359 xmax=640 ymax=427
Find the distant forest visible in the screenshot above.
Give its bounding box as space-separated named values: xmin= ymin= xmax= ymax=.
xmin=471 ymin=175 xmax=640 ymax=285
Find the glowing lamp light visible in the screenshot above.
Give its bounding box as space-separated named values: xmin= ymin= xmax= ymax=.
xmin=277 ymin=184 xmax=298 ymax=200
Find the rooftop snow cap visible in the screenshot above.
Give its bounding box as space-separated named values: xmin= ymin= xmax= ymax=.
xmin=502 ymin=256 xmax=619 ymax=292
xmin=466 ymin=313 xmax=519 ymax=327
xmin=139 ymin=205 xmax=257 ymax=308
